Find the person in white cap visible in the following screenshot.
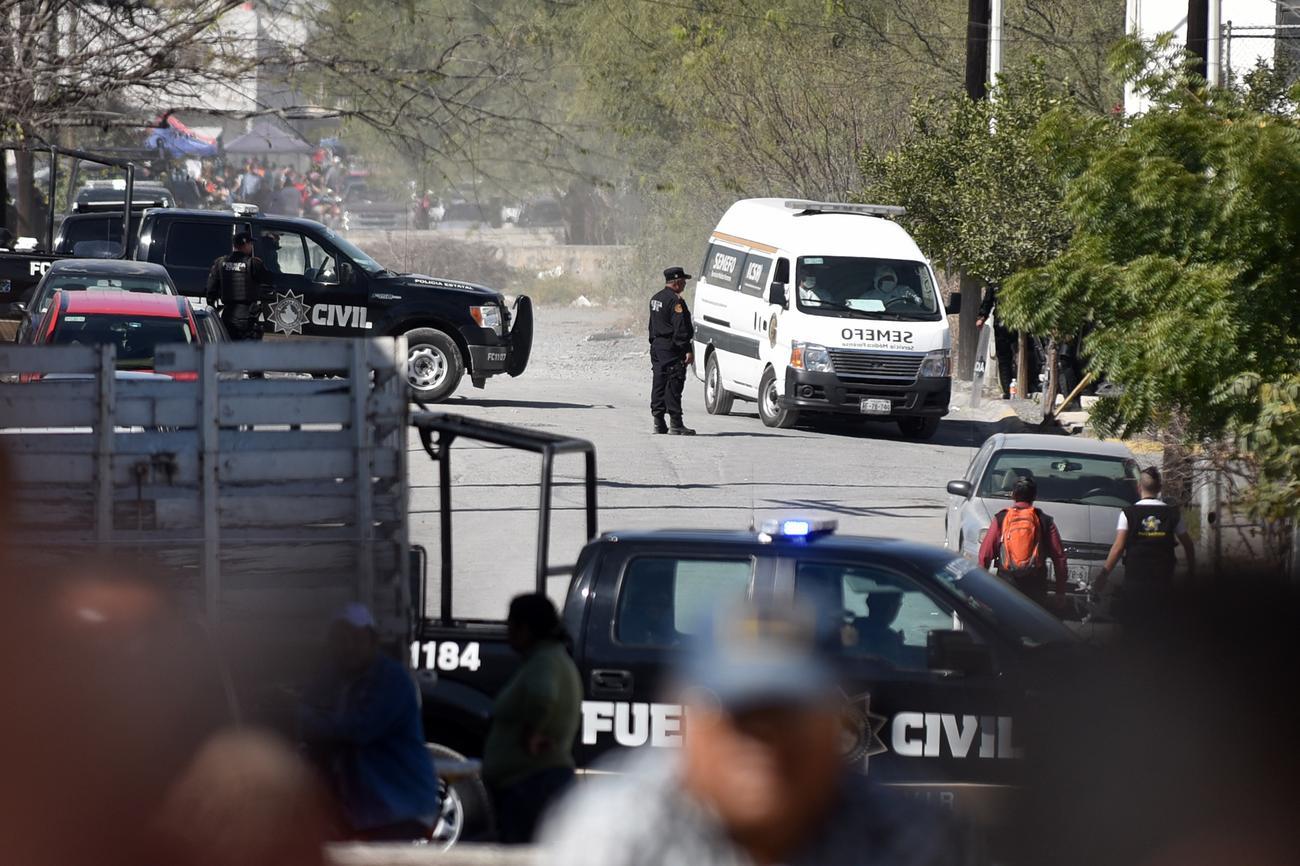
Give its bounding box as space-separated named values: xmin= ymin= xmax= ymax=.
xmin=298 ymin=603 xmax=440 ymax=841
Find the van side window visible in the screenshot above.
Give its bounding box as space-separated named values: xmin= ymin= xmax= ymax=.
xmin=738 ymin=253 xmax=773 ymax=298
xmin=774 ymin=257 xmax=790 ymax=285
xmin=704 ymin=244 xmax=743 ymax=291
xmin=164 ymin=222 xmax=234 ymax=269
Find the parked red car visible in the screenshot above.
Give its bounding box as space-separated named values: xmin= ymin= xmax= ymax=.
xmin=26 ymin=290 xmax=205 ymax=380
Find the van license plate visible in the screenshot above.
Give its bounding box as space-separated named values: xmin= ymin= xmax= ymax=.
xmin=860 ymin=398 xmax=891 ymax=414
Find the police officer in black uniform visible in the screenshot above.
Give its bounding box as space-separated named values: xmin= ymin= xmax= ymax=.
xmin=647 ymin=266 xmax=696 ymax=435
xmin=206 ymin=232 xmax=272 ymax=342
xmin=1095 ymin=467 xmax=1196 ymax=624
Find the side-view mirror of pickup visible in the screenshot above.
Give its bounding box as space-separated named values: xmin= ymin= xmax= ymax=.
xmin=339 ymin=261 xmax=355 ymax=286
xmin=768 ymin=281 xmax=787 ymax=308
xmin=927 ymin=629 xmax=992 ymax=677
xmin=10 ymin=300 xmax=25 ymax=314
xmin=944 ymin=291 xmax=962 ymax=315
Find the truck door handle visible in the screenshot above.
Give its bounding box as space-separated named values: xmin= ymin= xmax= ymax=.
xmin=590 ymin=669 xmax=633 ymax=695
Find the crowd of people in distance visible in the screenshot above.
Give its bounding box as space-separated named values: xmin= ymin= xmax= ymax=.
xmin=172 ymin=155 xmax=349 ymax=224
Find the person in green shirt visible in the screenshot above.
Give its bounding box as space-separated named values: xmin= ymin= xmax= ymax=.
xmin=482 ymin=594 xmax=582 ymax=843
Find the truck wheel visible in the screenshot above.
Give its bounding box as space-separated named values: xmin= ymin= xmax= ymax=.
xmin=405 ymin=328 xmax=464 ymax=403
xmin=897 ymin=416 xmax=940 ymax=440
xmin=704 ymin=353 xmax=735 ymax=416
xmin=427 ymin=743 xmax=493 ymax=846
xmin=758 ymin=367 xmax=799 ymax=429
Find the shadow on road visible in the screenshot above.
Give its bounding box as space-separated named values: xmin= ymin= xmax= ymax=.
xmin=760 ymin=498 xmax=943 ymax=519
xmin=445 ymin=398 xmax=612 ymax=410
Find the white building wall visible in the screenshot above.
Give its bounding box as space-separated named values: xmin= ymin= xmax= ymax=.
xmin=1125 ymin=0 xmax=1280 ymax=113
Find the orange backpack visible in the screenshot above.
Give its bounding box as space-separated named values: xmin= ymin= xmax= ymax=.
xmin=998 ymin=508 xmax=1043 ymax=577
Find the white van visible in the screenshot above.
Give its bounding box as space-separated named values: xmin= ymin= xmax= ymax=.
xmin=692 ymin=199 xmax=956 ymax=439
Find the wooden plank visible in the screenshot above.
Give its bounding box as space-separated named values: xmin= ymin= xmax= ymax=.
xmin=221 ymin=586 xmax=355 ymax=621
xmin=353 ymin=340 xmax=376 ymax=606
xmin=0 ymin=390 xmax=99 ymax=427
xmin=95 ymin=345 xmax=114 ymax=543
xmin=217 ymin=449 xmax=399 ymax=483
xmin=115 ymin=396 xmax=200 ymax=428
xmin=0 ymin=344 xmax=101 ymax=375
xmin=216 ymin=393 xmax=352 ymax=426
xmin=201 ymin=346 xmax=219 ymax=621
xmin=215 ymin=340 xmax=356 ymax=374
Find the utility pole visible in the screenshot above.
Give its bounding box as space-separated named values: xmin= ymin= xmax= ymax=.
xmin=1206 ymin=0 xmax=1222 ymax=86
xmin=989 ymin=0 xmax=1004 ymax=89
xmin=958 ymin=0 xmax=991 ymax=381
xmin=1187 ymin=0 xmax=1210 ymax=81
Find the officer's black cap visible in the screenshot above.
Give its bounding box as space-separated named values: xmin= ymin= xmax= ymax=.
xmin=664 ymin=266 xmax=693 ymax=282
xmin=233 ymin=232 xmax=253 ymax=247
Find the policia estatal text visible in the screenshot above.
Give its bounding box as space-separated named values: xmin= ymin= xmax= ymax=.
xmin=206 ymin=232 xmax=273 ymax=341
xmin=647 ymin=266 xmax=696 ymax=435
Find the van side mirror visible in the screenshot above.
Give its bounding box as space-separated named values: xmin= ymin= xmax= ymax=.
xmin=768 ymin=281 xmax=787 ymax=307
xmin=927 ymin=629 xmax=992 ymax=676
xmin=339 ymin=261 xmax=355 ymax=286
xmin=946 ymin=479 xmax=973 ymax=498
xmin=945 ymin=291 xmax=962 ymax=315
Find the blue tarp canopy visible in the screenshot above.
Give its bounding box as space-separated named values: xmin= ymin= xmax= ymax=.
xmin=143 ymin=116 xmax=219 ymax=158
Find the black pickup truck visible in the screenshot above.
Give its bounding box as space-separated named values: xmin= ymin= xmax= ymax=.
xmin=130 ymin=206 xmax=532 ymax=401
xmin=407 ymin=414 xmax=1082 ymax=840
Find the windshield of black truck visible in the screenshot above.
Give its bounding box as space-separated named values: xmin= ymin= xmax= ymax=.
xmin=795 ymin=256 xmax=941 ymax=321
xmin=321 ymin=227 xmax=385 ymax=274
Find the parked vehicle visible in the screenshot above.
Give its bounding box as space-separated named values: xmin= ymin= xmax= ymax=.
xmin=12 ymin=259 xmax=178 ymax=344
xmin=74 ymin=180 xmax=175 ymax=212
xmin=692 ymin=199 xmax=960 ymax=438
xmin=130 ymin=205 xmax=532 ymax=401
xmin=944 ymin=433 xmax=1141 ymax=597
xmin=408 ymin=414 xmax=1082 ymax=840
xmin=0 ymin=144 xmax=136 ymax=317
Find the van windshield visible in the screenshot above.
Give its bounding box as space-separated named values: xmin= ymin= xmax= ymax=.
xmin=795 ymin=257 xmax=941 ymax=321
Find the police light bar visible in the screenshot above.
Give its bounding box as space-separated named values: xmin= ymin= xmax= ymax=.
xmin=232 ymin=203 xmax=260 ymax=216
xmin=784 ymin=200 xmax=906 ymax=218
xmin=759 ymin=518 xmax=838 ymax=540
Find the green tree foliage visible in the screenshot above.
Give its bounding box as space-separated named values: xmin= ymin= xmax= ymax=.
xmin=860 ymin=65 xmax=1108 ymax=285
xmin=1003 ymin=42 xmax=1300 ymax=521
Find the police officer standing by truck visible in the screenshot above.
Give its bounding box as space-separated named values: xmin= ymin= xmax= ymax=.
xmin=206 ymin=232 xmax=272 ymax=342
xmin=647 ymin=266 xmax=696 ymax=435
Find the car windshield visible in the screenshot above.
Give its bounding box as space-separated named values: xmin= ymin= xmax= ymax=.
xmin=979 ymin=449 xmax=1139 ymax=507
xmin=51 ymin=314 xmax=192 ymax=370
xmin=38 ymin=276 xmax=170 ymax=314
xmin=795 ymin=256 xmax=941 ymax=321
xmin=321 ymin=227 xmax=386 ymax=274
xmin=932 ymin=557 xmax=1076 ymax=648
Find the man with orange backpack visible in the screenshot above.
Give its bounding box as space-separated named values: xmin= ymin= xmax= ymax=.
xmin=977 ymin=477 xmax=1069 ymax=608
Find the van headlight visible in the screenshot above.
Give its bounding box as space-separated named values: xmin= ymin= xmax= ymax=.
xmin=919 ymin=349 xmax=950 ymax=378
xmin=470 ymin=305 xmax=503 ymax=334
xmin=790 ymin=341 xmax=833 ymax=373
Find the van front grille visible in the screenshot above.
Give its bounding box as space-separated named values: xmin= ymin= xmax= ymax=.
xmin=827 ymin=349 xmax=922 ymax=381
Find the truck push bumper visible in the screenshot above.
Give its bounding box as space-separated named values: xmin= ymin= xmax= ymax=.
xmin=466 ymin=295 xmax=533 ymax=379
xmin=781 ymin=367 xmax=951 ymax=417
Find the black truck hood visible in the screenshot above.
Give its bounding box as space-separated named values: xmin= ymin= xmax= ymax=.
xmin=382 ymin=273 xmax=504 ymax=302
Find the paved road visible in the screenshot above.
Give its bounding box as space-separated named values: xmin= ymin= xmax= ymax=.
xmin=410 ymin=306 xmax=1007 ymax=620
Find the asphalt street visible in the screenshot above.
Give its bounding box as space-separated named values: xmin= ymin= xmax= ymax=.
xmin=410 ymin=305 xmax=1009 ymax=620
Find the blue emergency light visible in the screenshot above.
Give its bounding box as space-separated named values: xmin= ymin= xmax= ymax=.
xmin=759 ymin=518 xmax=838 ymax=541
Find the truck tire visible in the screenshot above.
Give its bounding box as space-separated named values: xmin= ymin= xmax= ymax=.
xmin=427 ymin=742 xmax=493 ymax=846
xmin=704 ymin=352 xmax=735 ymax=416
xmin=758 ymin=367 xmax=799 ymax=428
xmin=897 ymin=416 xmax=940 ymax=441
xmin=405 ymin=328 xmax=464 ymax=403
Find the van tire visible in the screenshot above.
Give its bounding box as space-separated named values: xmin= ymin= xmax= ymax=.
xmin=704 ymin=353 xmax=735 ymax=415
xmin=758 ymin=367 xmax=799 ymax=428
xmin=404 ymin=328 xmax=464 ymax=403
xmin=897 ymin=416 xmax=940 ymax=440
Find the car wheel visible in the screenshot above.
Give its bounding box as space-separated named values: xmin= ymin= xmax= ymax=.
xmin=704 ymin=353 xmax=735 ymax=416
xmin=427 ymin=742 xmax=493 ymax=846
xmin=758 ymin=367 xmax=799 ymax=429
xmin=405 ymin=328 xmax=464 ymax=403
xmin=897 ymin=416 xmax=940 ymax=440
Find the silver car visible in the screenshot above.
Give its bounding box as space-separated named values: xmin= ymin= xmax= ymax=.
xmin=944 ymin=433 xmax=1140 ymax=590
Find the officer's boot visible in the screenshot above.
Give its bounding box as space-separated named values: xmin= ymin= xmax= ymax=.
xmin=668 ymin=416 xmax=696 ymax=436
xmin=652 ymin=413 xmax=669 ymax=434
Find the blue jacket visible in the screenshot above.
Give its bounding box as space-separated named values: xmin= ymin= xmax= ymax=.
xmin=300 ymin=654 xmax=439 ymax=831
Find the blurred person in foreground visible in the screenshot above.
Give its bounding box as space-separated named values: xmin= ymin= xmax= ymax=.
xmin=482 ymin=593 xmax=582 ymax=843
xmin=299 ymin=603 xmax=439 ymax=841
xmin=541 ymin=602 xmax=960 ymax=866
xmin=1010 ymin=578 xmax=1299 ymax=866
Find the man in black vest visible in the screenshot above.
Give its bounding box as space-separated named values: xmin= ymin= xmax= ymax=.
xmin=1095 ymin=467 xmax=1196 ymax=623
xmin=647 ymin=266 xmax=696 ymax=435
xmin=206 ymin=232 xmax=272 ymax=342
